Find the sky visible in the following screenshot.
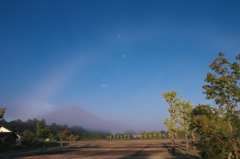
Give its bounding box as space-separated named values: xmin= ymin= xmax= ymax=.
xmin=0 ymin=0 xmax=240 ymax=132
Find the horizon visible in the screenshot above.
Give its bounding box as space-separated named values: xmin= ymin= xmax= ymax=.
xmin=1 ymin=0 xmax=240 ymax=133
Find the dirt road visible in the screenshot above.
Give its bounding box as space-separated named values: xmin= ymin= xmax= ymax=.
xmin=0 ymin=140 xmax=200 ymax=159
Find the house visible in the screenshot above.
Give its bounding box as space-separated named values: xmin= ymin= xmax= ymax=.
xmin=0 ymin=126 xmax=21 ymax=145
xmin=132 ymin=134 xmax=141 ymax=139
xmin=0 ymin=132 xmax=19 ymax=144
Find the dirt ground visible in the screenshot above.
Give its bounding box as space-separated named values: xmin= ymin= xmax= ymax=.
xmin=0 ymin=140 xmax=201 ymax=159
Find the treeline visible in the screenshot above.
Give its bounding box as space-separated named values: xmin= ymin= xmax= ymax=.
xmin=140 ymin=131 xmax=167 ymax=140
xmin=105 ymin=133 xmax=131 ymax=140
xmin=0 ymin=118 xmax=103 ymax=141
xmin=139 ymin=130 xmax=197 ymax=140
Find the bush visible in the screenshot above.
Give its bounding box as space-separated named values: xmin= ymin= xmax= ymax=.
xmin=21 ymin=130 xmax=39 ymax=146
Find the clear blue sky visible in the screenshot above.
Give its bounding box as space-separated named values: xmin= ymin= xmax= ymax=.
xmin=1 ymin=0 xmax=240 ymax=132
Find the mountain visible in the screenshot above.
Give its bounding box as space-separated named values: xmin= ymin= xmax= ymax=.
xmin=37 ymin=106 xmax=125 ymax=133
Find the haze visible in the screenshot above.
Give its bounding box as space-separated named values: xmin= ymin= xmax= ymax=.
xmin=1 ymin=0 xmax=240 ymax=133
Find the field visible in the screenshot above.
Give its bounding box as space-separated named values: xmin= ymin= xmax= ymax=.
xmin=0 ymin=140 xmax=201 ymax=159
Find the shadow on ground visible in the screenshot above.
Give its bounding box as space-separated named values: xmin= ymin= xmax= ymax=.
xmin=117 ymin=145 xmax=150 ymax=159
xmin=162 ymin=143 xmax=201 ymax=159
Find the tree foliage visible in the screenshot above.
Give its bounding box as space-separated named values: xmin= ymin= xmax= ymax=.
xmin=67 ymin=134 xmax=75 ymax=144
xmin=57 ymin=129 xmax=70 ymax=147
xmin=21 ymin=130 xmax=38 ymax=146
xmin=191 ymin=53 xmax=240 ymax=159
xmin=161 ymin=89 xmax=182 ymax=152
xmin=0 ymin=118 xmax=103 ymax=141
xmin=0 ymin=108 xmax=6 ymax=120
xmin=36 ymin=123 xmax=51 ymax=149
xmin=177 ymin=100 xmax=193 ymax=149
xmin=190 ymin=104 xmax=235 ymax=158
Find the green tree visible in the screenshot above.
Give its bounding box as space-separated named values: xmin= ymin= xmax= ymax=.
xmin=36 ymin=123 xmax=51 ymax=149
xmin=177 ymin=100 xmax=193 ymax=149
xmin=203 ymin=52 xmax=240 ymax=159
xmin=162 ymin=133 xmax=165 ymax=139
xmin=106 ymin=133 xmax=112 ymax=141
xmin=149 ymin=134 xmax=152 ymax=140
xmin=21 ymin=130 xmax=38 ymax=146
xmin=161 ymin=89 xmax=182 ymax=153
xmin=153 ymin=131 xmax=157 ymax=140
xmin=190 ymin=104 xmax=234 ymax=158
xmin=191 ymin=53 xmax=240 ymax=159
xmin=158 ymin=132 xmax=162 ymax=140
xmin=73 ymin=135 xmax=79 ymax=142
xmin=57 ymin=129 xmax=70 ymax=147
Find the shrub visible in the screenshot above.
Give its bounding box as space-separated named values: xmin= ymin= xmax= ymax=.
xmin=21 ymin=130 xmax=39 ymax=146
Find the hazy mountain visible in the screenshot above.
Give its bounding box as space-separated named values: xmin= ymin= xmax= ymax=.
xmin=37 ymin=105 xmax=125 ymax=133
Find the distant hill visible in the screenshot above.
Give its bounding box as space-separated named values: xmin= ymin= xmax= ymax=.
xmin=37 ymin=105 xmax=125 ymax=133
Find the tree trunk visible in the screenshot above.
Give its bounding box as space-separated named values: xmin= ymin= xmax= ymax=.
xmin=192 ymin=130 xmax=196 ymax=150
xmin=171 ymin=131 xmax=175 ymax=153
xmin=229 ymin=120 xmax=238 ymax=159
xmin=61 ymin=141 xmax=62 ymax=147
xmin=43 ymin=140 xmax=45 ymax=149
xmin=171 ymin=102 xmax=175 ymax=153
xmin=227 ymin=101 xmax=239 ymax=159
xmin=185 ymin=133 xmax=189 ymax=150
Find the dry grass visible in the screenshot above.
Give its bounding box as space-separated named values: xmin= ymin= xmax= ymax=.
xmin=0 ymin=140 xmax=202 ymax=159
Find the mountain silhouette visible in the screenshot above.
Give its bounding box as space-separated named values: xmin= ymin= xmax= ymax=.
xmin=38 ymin=105 xmax=124 ymax=133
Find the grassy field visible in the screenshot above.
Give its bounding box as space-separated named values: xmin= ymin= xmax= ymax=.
xmin=0 ymin=140 xmax=202 ymax=159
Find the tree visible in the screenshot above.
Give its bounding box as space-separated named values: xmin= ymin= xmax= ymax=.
xmin=106 ymin=133 xmax=112 ymax=141
xmin=67 ymin=134 xmax=74 ymax=144
xmin=162 ymin=133 xmax=165 ymax=139
xmin=203 ymin=52 xmax=240 ymax=159
xmin=177 ymin=100 xmax=193 ymax=149
xmin=57 ymin=129 xmax=70 ymax=147
xmin=0 ymin=108 xmax=6 ymax=120
xmin=21 ymin=130 xmax=38 ymax=146
xmin=149 ymin=134 xmax=152 ymax=140
xmin=0 ymin=107 xmax=6 ymax=129
xmin=153 ymin=131 xmax=157 ymax=140
xmin=190 ymin=104 xmax=234 ymax=158
xmin=191 ymin=53 xmax=240 ymax=159
xmin=127 ymin=133 xmax=130 ymax=140
xmin=158 ymin=132 xmax=162 ymax=140
xmin=161 ymin=89 xmax=182 ymax=153
xmin=36 ymin=123 xmax=51 ymax=149
xmin=73 ymin=135 xmax=79 ymax=142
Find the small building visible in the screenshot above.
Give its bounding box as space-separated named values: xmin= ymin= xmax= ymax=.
xmin=132 ymin=134 xmax=141 ymax=139
xmin=0 ymin=132 xmax=19 ymax=144
xmin=0 ymin=126 xmax=21 ymax=145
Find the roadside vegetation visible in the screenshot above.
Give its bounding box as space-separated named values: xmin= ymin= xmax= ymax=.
xmin=161 ymin=52 xmax=240 ymax=159
xmin=0 ymin=115 xmax=104 ymax=151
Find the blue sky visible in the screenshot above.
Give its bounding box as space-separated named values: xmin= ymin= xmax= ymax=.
xmin=1 ymin=0 xmax=240 ymax=132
